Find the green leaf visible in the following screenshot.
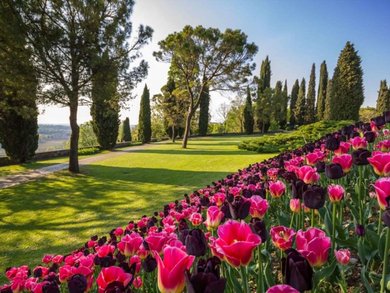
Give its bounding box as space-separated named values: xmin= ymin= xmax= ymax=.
xmin=361 ymin=266 xmax=374 ymax=293
xmin=313 ymin=260 xmax=337 ymax=287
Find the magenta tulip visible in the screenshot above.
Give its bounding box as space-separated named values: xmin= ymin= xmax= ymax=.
xmin=266 ymin=284 xmax=299 ymax=293
xmin=290 ymin=198 xmax=301 ymax=213
xmin=334 ymin=249 xmax=351 ymax=265
xmin=334 ymin=142 xmax=351 ymax=155
xmin=270 ymin=226 xmax=296 ymax=251
xmin=96 ymin=266 xmax=132 ymax=293
xmin=368 ymin=152 xmax=390 ymax=176
xmin=332 ymin=154 xmax=353 ymax=173
xmin=373 ymin=177 xmax=390 ymax=210
xmin=296 ymin=166 xmax=320 ymax=184
xmin=296 ymin=228 xmax=331 ymax=267
xmin=327 ymin=184 xmax=345 ymax=203
xmin=204 ymin=206 xmax=224 ymax=231
xmin=249 ymin=196 xmax=269 ymax=219
xmin=117 ymin=233 xmax=143 ymax=257
xmin=269 ymin=180 xmax=286 ymax=198
xmin=350 ymin=136 xmax=368 ymax=150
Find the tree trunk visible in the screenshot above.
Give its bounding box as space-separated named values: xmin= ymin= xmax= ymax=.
xmin=182 ymin=110 xmax=193 ymax=148
xmin=69 ymin=101 xmax=80 ymax=173
xmin=172 ymin=125 xmax=175 ymax=143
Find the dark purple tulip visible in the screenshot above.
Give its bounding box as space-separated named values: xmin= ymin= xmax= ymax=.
xmin=189 ymin=272 xmax=226 ymax=293
xmin=291 ymin=180 xmax=308 ymax=199
xmin=185 ymin=229 xmax=207 ymax=257
xmin=250 ymin=218 xmax=268 ymax=243
xmin=42 ymin=281 xmax=60 ymax=293
xmin=355 ymin=224 xmax=365 ymax=237
xmin=372 ymin=116 xmax=385 ymax=127
xmin=325 ymin=163 xmax=344 ymax=179
xmin=341 ymin=125 xmax=354 ymax=137
xmin=283 ymin=249 xmax=313 ymax=292
xmin=384 ymin=111 xmax=390 ymax=123
xmin=363 ymin=131 xmax=376 ymax=143
xmin=68 ymin=274 xmax=87 ymax=293
xmin=303 ymin=185 xmax=326 ymax=209
xmin=105 ymin=281 xmax=126 ymax=293
xmin=325 ymin=136 xmax=340 ymax=151
xmin=382 ymin=209 xmax=390 ymax=228
xmin=315 ymin=161 xmax=326 ymax=173
xmin=142 ymin=255 xmax=157 ymax=272
xmin=0 ymin=285 xmax=12 ymax=293
xmin=352 ymin=149 xmax=371 ymax=165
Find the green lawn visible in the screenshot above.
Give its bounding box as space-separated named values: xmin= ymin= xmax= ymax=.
xmin=0 ymin=135 xmax=274 ymax=280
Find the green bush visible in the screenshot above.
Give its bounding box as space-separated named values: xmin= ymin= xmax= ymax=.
xmin=238 ymin=120 xmax=353 ymax=153
xmin=78 ymin=147 xmax=101 ymax=156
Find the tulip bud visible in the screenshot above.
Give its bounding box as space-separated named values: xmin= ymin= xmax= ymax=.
xmin=382 ymin=208 xmax=390 ymax=227
xmin=303 ymin=185 xmax=326 ymax=210
xmin=334 ymin=249 xmax=350 ymax=265
xmin=325 ymin=136 xmax=340 ymax=151
xmin=355 ymin=224 xmax=365 ymax=237
xmin=327 ymin=184 xmax=345 ymax=203
xmin=185 ymin=229 xmax=207 ymax=257
xmin=290 ymin=198 xmax=301 ymax=213
xmin=283 ymin=249 xmax=313 ymax=292
xmin=325 ymin=163 xmax=345 ymax=180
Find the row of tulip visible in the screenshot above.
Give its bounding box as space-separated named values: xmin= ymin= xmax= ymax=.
xmin=1 ymin=112 xmax=390 ymax=293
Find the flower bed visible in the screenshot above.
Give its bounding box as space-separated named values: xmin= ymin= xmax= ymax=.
xmin=1 ymin=111 xmax=390 ymax=293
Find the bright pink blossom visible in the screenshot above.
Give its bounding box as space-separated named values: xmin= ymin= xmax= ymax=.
xmin=368 ymin=152 xmax=390 ymax=176
xmin=335 ymin=249 xmax=351 ymax=265
xmin=376 ymin=140 xmax=390 ymax=152
xmin=270 ymin=226 xmax=296 ymax=251
xmin=327 ymin=184 xmax=345 ymax=203
xmin=117 ymin=233 xmax=143 ymax=257
xmin=269 ymin=180 xmax=286 ymax=198
xmin=373 ymin=177 xmax=390 ymax=210
xmin=305 ymin=151 xmax=326 ymax=166
xmin=204 ymin=206 xmax=224 ymax=230
xmin=350 ymin=136 xmax=368 ymax=150
xmin=332 ymin=154 xmax=353 ymax=173
xmin=249 ymin=196 xmax=269 ymax=219
xmin=96 ymin=266 xmax=132 ymax=293
xmin=334 ymin=142 xmax=351 ymax=155
xmin=296 ymin=166 xmax=320 ymax=184
xmin=189 ymin=212 xmax=203 ymax=226
xmin=212 ymin=192 xmax=226 ymax=207
xmin=296 ymin=228 xmax=331 ymax=267
xmin=266 ymin=284 xmax=299 ymax=293
xmin=290 ymin=198 xmax=301 ymax=213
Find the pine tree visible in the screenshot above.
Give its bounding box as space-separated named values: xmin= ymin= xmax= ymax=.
xmin=0 ymin=1 xmax=38 ymax=163
xmin=294 ymin=78 xmax=306 ymax=125
xmin=198 ymin=85 xmax=210 ymax=136
xmin=243 ymin=86 xmax=254 ymax=134
xmin=330 ymin=42 xmax=364 ymax=121
xmin=289 ymin=79 xmax=299 ymax=127
xmin=280 ymin=80 xmax=288 ymax=129
xmin=122 ymin=117 xmax=132 ymax=142
xmin=305 ymin=63 xmax=316 ymax=124
xmin=376 ymin=80 xmax=390 ymax=113
xmin=256 ymin=56 xmax=272 ymax=132
xmin=316 ymin=61 xmax=328 ymax=120
xmin=138 ymin=84 xmax=152 ymax=143
xmin=324 ymin=79 xmax=334 ymax=120
xmin=91 ymin=51 xmax=120 ymax=150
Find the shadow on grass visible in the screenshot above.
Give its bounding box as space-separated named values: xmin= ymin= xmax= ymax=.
xmin=131 ymin=149 xmax=256 ymax=156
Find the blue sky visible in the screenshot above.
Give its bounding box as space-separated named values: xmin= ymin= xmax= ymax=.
xmin=39 ymin=0 xmax=390 ymax=124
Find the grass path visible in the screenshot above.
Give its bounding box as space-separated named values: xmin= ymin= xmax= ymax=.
xmin=0 ymin=136 xmax=274 ymax=280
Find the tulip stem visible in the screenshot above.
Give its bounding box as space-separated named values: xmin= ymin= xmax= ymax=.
xmin=239 ymin=266 xmax=249 ymax=293
xmin=311 ymin=209 xmax=315 ymax=227
xmin=257 ymin=245 xmax=264 ymax=293
xmin=378 ymin=209 xmax=383 ymax=235
xmin=332 ymin=203 xmax=337 ymax=248
xmin=289 ymin=213 xmax=295 ymax=229
xmin=380 ymin=227 xmax=390 ymax=293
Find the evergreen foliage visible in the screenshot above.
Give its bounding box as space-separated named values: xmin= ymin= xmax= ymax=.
xmin=305 ymin=63 xmax=316 ymax=123
xmin=280 ymin=80 xmax=288 ymax=129
xmin=198 ymin=85 xmax=210 ymax=136
xmin=255 ymin=56 xmax=271 ymax=132
xmin=122 ymin=118 xmax=132 ymax=142
xmin=272 ymin=81 xmax=284 ymax=128
xmin=294 ymin=78 xmax=306 ymax=125
xmin=316 ymin=61 xmax=328 ymax=120
xmin=138 ymin=84 xmax=152 ymax=143
xmin=289 ymin=79 xmax=300 ymax=127
xmin=324 ymin=79 xmax=334 ymax=120
xmin=243 ymin=86 xmax=254 ymax=134
xmin=376 ymin=80 xmax=390 ymax=113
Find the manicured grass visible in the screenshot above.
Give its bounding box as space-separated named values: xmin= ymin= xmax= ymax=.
xmin=0 ymin=136 xmax=274 ymax=280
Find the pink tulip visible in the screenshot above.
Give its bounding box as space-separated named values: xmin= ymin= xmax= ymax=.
xmin=270 ymin=226 xmax=296 ymax=251
xmin=373 ymin=177 xmax=390 ymax=210
xmin=296 ymin=228 xmax=331 ymax=267
xmin=368 ymin=152 xmax=390 ymax=176
xmin=114 ymin=227 xmax=124 ymax=237
xmin=334 ymin=249 xmax=351 ymax=265
xmin=52 ymin=255 xmax=63 ymax=264
xmin=305 ymin=151 xmax=326 ymax=166
xmin=267 ymin=284 xmax=299 ymax=293
xmin=96 ymin=245 xmax=115 ymax=258
xmin=153 ymin=246 xmax=195 ymax=293
xmin=296 ymin=166 xmax=320 ymax=184
xmin=249 ymin=196 xmax=269 ymax=219
xmin=269 ymin=180 xmax=286 ymax=198
xmin=376 ymin=140 xmax=390 ymax=152
xmin=145 ymin=232 xmax=172 ymax=254
xmin=204 ymin=206 xmax=224 ymax=230
xmin=334 ymin=142 xmax=351 ymax=155
xmin=117 ymin=233 xmax=143 ymax=257
xmin=290 ymin=198 xmax=301 ymax=213
xmin=42 ymin=255 xmax=53 ymax=264
xmin=267 ymin=168 xmax=279 ymax=180
xmin=213 ymin=220 xmax=261 ymax=267
xmin=133 ymin=276 xmax=143 ymax=289
xmin=350 ymin=136 xmax=368 ymax=150
xmin=332 ymin=154 xmax=353 ymax=173
xmin=327 ymin=184 xmax=345 ymax=203
xmin=96 ymin=266 xmax=132 ymax=293
xmin=212 ymin=192 xmax=226 ymax=207
xmin=189 ymin=212 xmax=203 ymax=226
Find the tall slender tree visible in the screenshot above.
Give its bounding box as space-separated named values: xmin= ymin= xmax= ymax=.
xmin=0 ymin=1 xmax=38 ymax=162
xmin=10 ymin=0 xmax=152 ymax=172
xmin=198 ymin=85 xmax=210 ymax=136
xmin=305 ymin=63 xmax=316 ymax=124
xmin=243 ymin=86 xmax=254 ymax=134
xmin=294 ymin=78 xmax=306 ymax=125
xmin=324 ymin=79 xmax=334 ymax=120
xmin=330 ymin=42 xmax=364 ymax=121
xmin=280 ymin=80 xmax=288 ymax=129
xmin=256 ymin=56 xmax=272 ymax=132
xmin=289 ymin=79 xmax=299 ymax=127
xmin=138 ymin=84 xmax=152 ymax=143
xmin=316 ymin=61 xmax=328 ymax=120
xmin=376 ymin=80 xmax=390 ymax=113
xmin=273 ymin=81 xmax=284 ymax=127
xmin=122 ymin=117 xmax=132 ymax=142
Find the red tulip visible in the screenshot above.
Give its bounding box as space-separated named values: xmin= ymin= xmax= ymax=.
xmin=117 ymin=233 xmax=143 ymax=257
xmin=189 ymin=212 xmax=203 ymax=226
xmin=334 ymin=249 xmax=350 ymax=265
xmin=350 ymin=136 xmax=367 ymax=150
xmin=96 ymin=266 xmax=132 ymax=293
xmin=327 ymin=184 xmax=345 ymax=203
xmin=296 ymin=166 xmax=320 ymax=184
xmin=332 ymin=154 xmax=353 ymax=173
xmin=266 ymin=284 xmax=299 ymax=293
xmin=153 ymin=246 xmax=195 ymax=293
xmin=213 ymin=220 xmax=261 ymax=267
xmin=269 ymin=181 xmax=286 ymax=198
xmin=334 ymin=142 xmax=351 ymax=155
xmin=373 ymin=177 xmax=390 ymax=210
xmin=368 ymin=152 xmax=390 ymax=176
xmin=249 ymin=196 xmax=269 ymax=219
xmin=270 ymin=226 xmax=295 ymax=251
xmin=204 ymin=206 xmax=224 ymax=231
xmin=296 ymin=228 xmax=331 ymax=267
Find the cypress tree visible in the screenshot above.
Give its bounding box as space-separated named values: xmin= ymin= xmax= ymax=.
xmin=331 ymin=42 xmax=364 ymax=121
xmin=256 ymin=56 xmax=271 ymax=132
xmin=324 ymin=79 xmax=334 ymax=120
xmin=273 ymin=81 xmax=284 ymax=127
xmin=289 ymin=79 xmax=299 ymax=127
xmin=316 ymin=61 xmax=328 ymax=120
xmin=376 ymin=80 xmax=390 ymax=113
xmin=122 ymin=117 xmax=132 ymax=142
xmin=91 ymin=51 xmax=120 ymax=150
xmin=198 ymin=85 xmax=210 ymax=136
xmin=280 ymin=80 xmax=288 ymax=129
xmin=0 ymin=1 xmax=38 ymax=163
xmin=138 ymin=84 xmax=152 ymax=143
xmin=294 ymin=78 xmax=306 ymax=125
xmin=305 ymin=63 xmax=316 ymax=124
xmin=243 ymin=86 xmax=254 ymax=134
